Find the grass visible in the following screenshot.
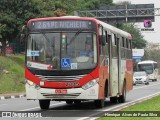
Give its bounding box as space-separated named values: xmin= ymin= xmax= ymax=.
xmin=99 ymin=95 xmax=160 ymax=120
xmin=0 ymin=55 xmax=25 ymax=94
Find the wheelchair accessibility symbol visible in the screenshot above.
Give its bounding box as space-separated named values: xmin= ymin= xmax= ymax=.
xmin=61 ymin=58 xmax=71 ymax=68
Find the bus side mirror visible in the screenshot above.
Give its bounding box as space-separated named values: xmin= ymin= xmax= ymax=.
xmin=100 ymin=35 xmax=106 ymax=46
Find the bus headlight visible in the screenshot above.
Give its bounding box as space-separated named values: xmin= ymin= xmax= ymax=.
xmin=25 ymin=80 xmax=40 ymax=90
xmin=82 ymin=78 xmax=99 ymax=90
xmin=26 ymin=80 xmax=34 ymax=86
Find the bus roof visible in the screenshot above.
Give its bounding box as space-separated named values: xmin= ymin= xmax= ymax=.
xmin=138 ymin=60 xmax=157 ymax=64
xmin=98 ymin=20 xmax=132 ymax=40
xmin=27 ymin=16 xmax=132 ymax=40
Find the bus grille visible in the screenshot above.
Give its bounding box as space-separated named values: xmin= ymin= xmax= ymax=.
xmin=41 ymin=93 xmax=81 ymax=98
xmin=35 ymin=74 xmax=86 ymax=81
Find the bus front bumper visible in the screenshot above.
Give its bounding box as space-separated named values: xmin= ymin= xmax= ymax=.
xmin=25 ymin=83 xmax=99 ymax=100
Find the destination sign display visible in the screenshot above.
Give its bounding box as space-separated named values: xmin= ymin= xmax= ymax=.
xmin=29 ymin=20 xmax=95 ymax=30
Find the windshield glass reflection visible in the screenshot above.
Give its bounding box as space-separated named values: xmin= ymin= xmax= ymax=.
xmin=26 ymin=32 xmax=97 ymax=70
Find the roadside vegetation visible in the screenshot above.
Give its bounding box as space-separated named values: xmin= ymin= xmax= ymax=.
xmin=99 ymin=95 xmax=160 ymax=120
xmin=0 ymin=55 xmax=25 ymax=94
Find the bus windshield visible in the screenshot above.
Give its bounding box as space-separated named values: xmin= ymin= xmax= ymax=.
xmin=26 ymin=32 xmax=97 ymax=70
xmin=138 ymin=64 xmax=153 ymax=74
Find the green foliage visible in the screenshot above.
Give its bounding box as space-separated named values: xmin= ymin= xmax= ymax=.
xmin=50 ymin=0 xmax=113 ymax=17
xmin=144 ymin=46 xmax=160 ymax=68
xmin=0 ymin=55 xmax=25 ymax=93
xmin=0 ymin=0 xmax=54 ymax=37
xmin=115 ymin=1 xmax=131 ymax=5
xmin=0 ymin=0 xmax=54 ymax=56
xmin=100 ymin=0 xmax=113 ymax=5
xmin=54 ymin=0 xmax=77 ymax=15
xmin=120 ymin=24 xmax=147 ymax=48
xmin=76 ymin=0 xmax=113 ymax=11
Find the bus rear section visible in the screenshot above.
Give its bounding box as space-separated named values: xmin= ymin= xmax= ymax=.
xmin=24 ymin=16 xmax=133 ymax=109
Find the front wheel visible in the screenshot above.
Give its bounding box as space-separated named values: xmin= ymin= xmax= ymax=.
xmin=66 ymin=100 xmax=73 ymax=104
xmin=118 ymin=81 xmax=126 ymax=103
xmin=110 ymin=96 xmax=117 ymax=103
xmin=74 ymin=100 xmax=81 ymax=104
xmin=145 ymin=82 xmax=149 ymax=85
xmin=94 ymin=99 xmax=104 ymax=108
xmin=39 ymin=100 xmax=50 ymax=109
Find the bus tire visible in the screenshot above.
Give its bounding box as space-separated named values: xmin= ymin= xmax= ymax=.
xmin=110 ymin=96 xmax=117 ymax=103
xmin=39 ymin=100 xmax=50 ymax=109
xmin=74 ymin=100 xmax=81 ymax=104
xmin=105 ymin=80 xmax=108 ymax=97
xmin=66 ymin=100 xmax=73 ymax=104
xmin=118 ymin=81 xmax=126 ymax=103
xmin=94 ymin=99 xmax=104 ymax=108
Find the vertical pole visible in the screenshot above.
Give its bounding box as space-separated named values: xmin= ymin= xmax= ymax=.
xmin=125 ymin=4 xmax=128 ymax=23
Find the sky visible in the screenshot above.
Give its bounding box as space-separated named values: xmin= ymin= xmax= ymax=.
xmin=113 ymin=0 xmax=160 ymax=44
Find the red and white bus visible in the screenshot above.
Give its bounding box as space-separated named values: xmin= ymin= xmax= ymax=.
xmin=24 ymin=16 xmax=133 ymax=109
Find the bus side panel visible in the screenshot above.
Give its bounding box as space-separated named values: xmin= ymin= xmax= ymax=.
xmin=99 ymin=61 xmax=108 ymax=99
xmin=125 ymin=59 xmax=133 ymax=92
xmin=121 ymin=60 xmax=126 ymax=92
xmin=110 ymin=58 xmax=119 ymax=97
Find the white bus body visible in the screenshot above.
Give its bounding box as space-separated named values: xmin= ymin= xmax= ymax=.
xmin=137 ymin=60 xmax=158 ymax=81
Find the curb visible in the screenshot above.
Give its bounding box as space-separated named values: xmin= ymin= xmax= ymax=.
xmin=0 ymin=94 xmax=26 ymax=100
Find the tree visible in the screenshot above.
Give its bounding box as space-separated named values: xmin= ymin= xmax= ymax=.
xmin=120 ymin=24 xmax=147 ymax=48
xmin=100 ymin=0 xmax=113 ymax=5
xmin=144 ymin=44 xmax=160 ymax=66
xmin=76 ymin=0 xmax=113 ymax=11
xmin=53 ymin=0 xmax=77 ymax=16
xmin=0 ymin=0 xmax=54 ymax=56
xmin=115 ymin=1 xmax=131 ymax=5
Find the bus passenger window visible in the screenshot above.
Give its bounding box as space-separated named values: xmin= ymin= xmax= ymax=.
xmin=126 ymin=39 xmax=129 ymax=48
xmin=114 ymin=34 xmax=117 ymax=45
xmin=105 ymin=31 xmax=108 ymax=43
xmin=129 ymin=40 xmax=132 ymax=49
xmin=122 ymin=37 xmax=125 ymax=47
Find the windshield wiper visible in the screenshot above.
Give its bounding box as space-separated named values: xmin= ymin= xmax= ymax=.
xmin=67 ymin=30 xmax=83 ymax=46
xmin=37 ymin=31 xmax=51 ymax=45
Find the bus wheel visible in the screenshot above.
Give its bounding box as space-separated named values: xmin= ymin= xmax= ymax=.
xmin=118 ymin=82 xmax=126 ymax=103
xmin=39 ymin=100 xmax=50 ymax=109
xmin=94 ymin=99 xmax=104 ymax=108
xmin=110 ymin=96 xmax=117 ymax=103
xmin=74 ymin=100 xmax=81 ymax=104
xmin=66 ymin=100 xmax=73 ymax=104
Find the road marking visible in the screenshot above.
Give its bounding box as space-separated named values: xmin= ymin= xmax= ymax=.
xmin=133 ymin=82 xmax=160 ymax=90
xmin=19 ymin=102 xmax=65 ymax=111
xmin=77 ymin=91 xmax=160 ymax=120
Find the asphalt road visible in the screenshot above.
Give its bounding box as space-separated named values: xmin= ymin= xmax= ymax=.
xmin=0 ymin=79 xmax=160 ymax=120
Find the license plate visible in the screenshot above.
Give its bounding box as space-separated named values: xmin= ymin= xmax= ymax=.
xmin=55 ymin=89 xmax=67 ymax=94
xmin=136 ymin=81 xmax=142 ymax=84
